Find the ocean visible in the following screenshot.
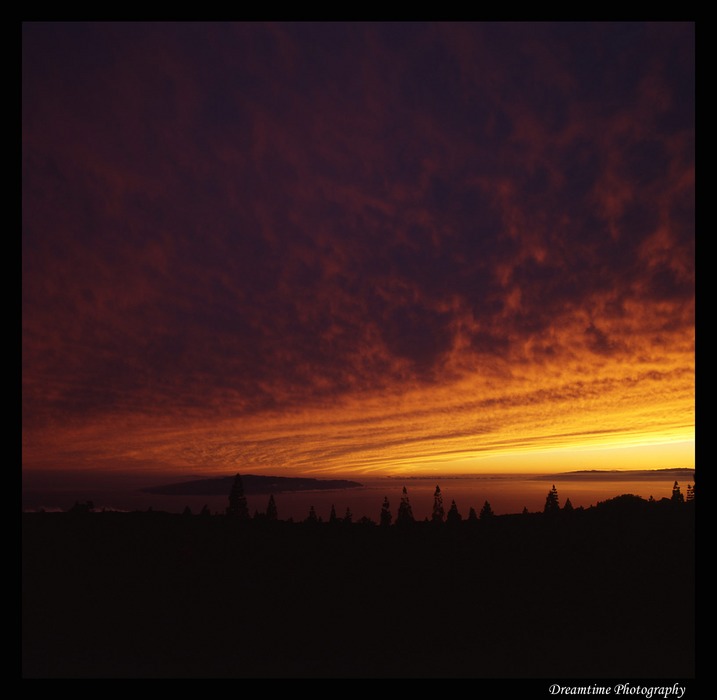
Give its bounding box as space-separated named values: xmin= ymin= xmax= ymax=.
xmin=22 ymin=469 xmax=695 ymax=521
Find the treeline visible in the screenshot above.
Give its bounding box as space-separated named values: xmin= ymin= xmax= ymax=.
xmin=63 ymin=475 xmax=696 ymax=525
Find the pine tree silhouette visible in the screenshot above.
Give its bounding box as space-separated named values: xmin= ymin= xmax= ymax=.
xmin=343 ymin=507 xmax=353 ymax=524
xmin=227 ymin=473 xmax=250 ymax=519
xmin=431 ymin=485 xmax=445 ymax=524
xmin=671 ymin=481 xmax=685 ymax=505
xmin=468 ymin=507 xmax=478 ymax=521
xmin=266 ymin=494 xmax=278 ymax=521
xmin=396 ymin=487 xmax=415 ymax=525
xmin=305 ymin=505 xmax=318 ymax=523
xmin=479 ymin=500 xmax=494 ymax=520
xmin=446 ymin=499 xmax=462 ymax=524
xmin=329 ymin=504 xmax=338 ymax=524
xmin=544 ymin=485 xmax=560 ymax=514
xmin=380 ymin=496 xmax=392 ymax=527
xmin=686 ymin=484 xmax=695 ymax=503
xmin=563 ymin=498 xmax=574 ymax=513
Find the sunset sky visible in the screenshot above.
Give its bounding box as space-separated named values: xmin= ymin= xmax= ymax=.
xmin=22 ymin=22 xmax=694 ymax=480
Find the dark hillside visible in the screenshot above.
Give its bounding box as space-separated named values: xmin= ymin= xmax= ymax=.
xmin=22 ymin=503 xmax=694 ymax=678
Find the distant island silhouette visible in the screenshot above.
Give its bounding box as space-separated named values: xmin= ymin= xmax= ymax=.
xmin=532 ymin=467 xmax=695 ymax=480
xmin=142 ymin=473 xmax=363 ymax=496
xmin=384 ymin=467 xmax=694 ymax=480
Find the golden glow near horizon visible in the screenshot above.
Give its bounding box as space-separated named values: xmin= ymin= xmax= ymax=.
xmin=23 ymin=339 xmax=694 ymax=479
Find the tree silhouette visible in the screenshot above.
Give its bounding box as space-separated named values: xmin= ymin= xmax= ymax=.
xmin=380 ymin=497 xmax=392 ymax=527
xmin=305 ymin=505 xmax=318 ymax=524
xmin=468 ymin=507 xmax=478 ymax=521
xmin=686 ymin=483 xmax=695 ymax=503
xmin=266 ymin=494 xmax=278 ymax=521
xmin=227 ymin=473 xmax=250 ymax=519
xmin=544 ymin=485 xmax=560 ymax=514
xmin=563 ymin=498 xmax=574 ymax=513
xmin=396 ymin=487 xmax=415 ymax=525
xmin=431 ymin=485 xmax=445 ymax=524
xmin=479 ymin=500 xmax=494 ymax=520
xmin=343 ymin=507 xmax=353 ymax=524
xmin=671 ymin=481 xmax=684 ymax=505
xmin=329 ymin=504 xmax=338 ymax=524
xmin=446 ymin=499 xmax=462 ymax=524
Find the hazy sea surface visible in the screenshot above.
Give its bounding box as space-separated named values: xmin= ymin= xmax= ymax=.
xmin=22 ymin=469 xmax=695 ymax=521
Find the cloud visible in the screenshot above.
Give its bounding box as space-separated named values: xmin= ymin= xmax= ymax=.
xmin=22 ymin=23 xmax=694 ymax=475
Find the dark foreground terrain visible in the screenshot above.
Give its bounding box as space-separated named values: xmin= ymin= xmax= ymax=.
xmin=23 ymin=502 xmax=694 ymax=678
